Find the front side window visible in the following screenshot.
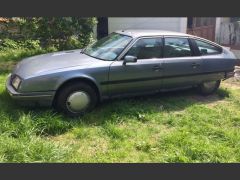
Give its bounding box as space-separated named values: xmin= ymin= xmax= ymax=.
xmin=194 ymin=39 xmax=222 ymax=55
xmin=124 ymin=38 xmax=163 ymax=59
xmin=164 ymin=37 xmax=192 ymax=58
xmin=83 ymin=33 xmax=132 ymax=61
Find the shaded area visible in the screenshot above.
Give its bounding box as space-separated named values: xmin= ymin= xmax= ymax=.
xmin=0 ymin=60 xmax=232 ymax=137
xmin=0 ymin=72 xmax=239 ymax=162
xmin=0 ymin=81 xmax=230 ymax=135
xmin=0 ymin=60 xmax=238 ymax=162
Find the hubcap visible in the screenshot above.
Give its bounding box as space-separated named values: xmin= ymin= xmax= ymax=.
xmin=66 ymin=91 xmax=90 ymax=113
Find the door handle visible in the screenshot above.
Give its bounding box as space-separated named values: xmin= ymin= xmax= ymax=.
xmin=152 ymin=65 xmax=163 ymax=71
xmin=191 ymin=63 xmax=200 ymax=69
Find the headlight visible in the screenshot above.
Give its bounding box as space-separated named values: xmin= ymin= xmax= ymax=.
xmin=11 ymin=75 xmax=22 ymax=90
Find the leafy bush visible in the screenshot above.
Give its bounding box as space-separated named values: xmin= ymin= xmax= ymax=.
xmin=64 ymin=36 xmax=83 ymax=50
xmin=0 ymin=39 xmax=19 ymax=50
xmin=0 ymin=49 xmax=47 ymax=62
xmin=0 ymin=17 xmax=97 ymax=51
xmin=0 ymin=17 xmax=97 ymax=62
xmin=0 ymin=38 xmax=41 ymax=51
xmin=20 ymin=39 xmax=41 ymax=49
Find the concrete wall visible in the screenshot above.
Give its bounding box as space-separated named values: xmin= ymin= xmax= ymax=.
xmin=108 ymin=17 xmax=187 ymax=34
xmin=215 ymin=17 xmax=240 ymax=47
xmin=215 ymin=17 xmax=231 ymax=43
xmin=219 ymin=21 xmax=240 ymax=46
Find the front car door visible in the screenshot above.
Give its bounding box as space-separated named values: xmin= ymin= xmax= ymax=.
xmin=162 ymin=36 xmax=204 ymax=89
xmin=107 ymin=37 xmax=164 ymax=97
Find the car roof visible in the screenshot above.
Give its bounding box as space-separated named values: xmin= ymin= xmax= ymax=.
xmin=115 ymin=29 xmax=192 ymax=38
xmin=115 ymin=29 xmax=222 ymax=47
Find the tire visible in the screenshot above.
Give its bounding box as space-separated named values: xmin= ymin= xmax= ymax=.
xmin=198 ymin=80 xmax=221 ymax=95
xmin=55 ymin=82 xmax=98 ymax=117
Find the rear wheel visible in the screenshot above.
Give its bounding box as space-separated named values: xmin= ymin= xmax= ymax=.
xmin=198 ymin=80 xmax=221 ymax=95
xmin=55 ymin=82 xmax=98 ymax=117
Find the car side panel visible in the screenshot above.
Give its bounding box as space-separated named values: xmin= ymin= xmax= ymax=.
xmin=107 ymin=59 xmax=164 ymax=97
xmin=199 ymin=52 xmax=235 ymax=82
xmin=202 ymin=54 xmax=235 ymax=73
xmin=19 ymin=62 xmax=112 ymax=100
xmin=162 ymin=56 xmax=204 ymax=88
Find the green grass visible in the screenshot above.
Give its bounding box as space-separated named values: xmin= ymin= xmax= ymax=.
xmin=0 ymin=55 xmax=240 ymax=162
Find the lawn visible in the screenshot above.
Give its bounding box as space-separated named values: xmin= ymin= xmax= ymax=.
xmin=0 ymin=52 xmax=240 ymax=162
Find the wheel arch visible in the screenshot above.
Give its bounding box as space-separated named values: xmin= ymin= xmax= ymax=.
xmin=53 ymin=76 xmax=101 ymax=106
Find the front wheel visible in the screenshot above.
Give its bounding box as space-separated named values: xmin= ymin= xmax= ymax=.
xmin=55 ymin=82 xmax=98 ymax=117
xmin=198 ymin=80 xmax=221 ymax=95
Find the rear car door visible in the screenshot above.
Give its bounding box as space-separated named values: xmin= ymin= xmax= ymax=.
xmin=162 ymin=36 xmax=203 ymax=89
xmin=107 ymin=37 xmax=164 ymax=97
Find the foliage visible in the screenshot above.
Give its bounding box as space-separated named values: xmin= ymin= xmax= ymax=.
xmin=0 ymin=39 xmax=56 ymax=62
xmin=0 ymin=38 xmax=41 ymax=50
xmin=0 ymin=49 xmax=50 ymax=62
xmin=0 ymin=17 xmax=97 ymax=50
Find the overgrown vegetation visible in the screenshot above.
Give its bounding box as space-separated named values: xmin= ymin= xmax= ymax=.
xmin=0 ymin=61 xmax=240 ymax=162
xmin=0 ymin=17 xmax=96 ymax=63
xmin=0 ymin=17 xmax=97 ymax=50
xmin=0 ymin=17 xmax=97 ymax=62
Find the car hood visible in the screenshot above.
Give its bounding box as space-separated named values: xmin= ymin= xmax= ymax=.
xmin=13 ymin=49 xmax=99 ymax=78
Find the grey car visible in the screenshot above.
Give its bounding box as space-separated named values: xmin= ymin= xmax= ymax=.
xmin=6 ymin=30 xmax=237 ymax=116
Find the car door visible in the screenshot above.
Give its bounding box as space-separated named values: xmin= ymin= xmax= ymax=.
xmin=193 ymin=38 xmax=230 ymax=81
xmin=162 ymin=36 xmax=203 ymax=89
xmin=107 ymin=37 xmax=164 ymax=97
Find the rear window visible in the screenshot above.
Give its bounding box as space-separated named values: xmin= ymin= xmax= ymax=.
xmin=194 ymin=39 xmax=222 ymax=55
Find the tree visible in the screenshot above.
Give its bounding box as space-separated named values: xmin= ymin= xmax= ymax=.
xmin=0 ymin=17 xmax=97 ymax=50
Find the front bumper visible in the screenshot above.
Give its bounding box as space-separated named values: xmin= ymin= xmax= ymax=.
xmin=6 ymin=74 xmax=55 ymax=106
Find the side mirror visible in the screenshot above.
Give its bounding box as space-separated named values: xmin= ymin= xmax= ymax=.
xmin=123 ymin=55 xmax=137 ymax=65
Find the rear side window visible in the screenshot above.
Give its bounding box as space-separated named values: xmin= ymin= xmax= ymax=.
xmin=194 ymin=39 xmax=222 ymax=55
xmin=164 ymin=37 xmax=192 ymax=58
xmin=125 ymin=38 xmax=163 ymax=59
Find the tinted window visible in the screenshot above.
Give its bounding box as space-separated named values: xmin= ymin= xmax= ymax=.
xmin=125 ymin=38 xmax=162 ymax=59
xmin=164 ymin=38 xmax=192 ymax=58
xmin=195 ymin=39 xmax=222 ymax=55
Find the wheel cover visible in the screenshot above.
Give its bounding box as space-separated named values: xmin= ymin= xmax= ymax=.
xmin=66 ymin=91 xmax=90 ymax=113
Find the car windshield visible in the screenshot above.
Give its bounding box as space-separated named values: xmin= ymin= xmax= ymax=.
xmin=83 ymin=33 xmax=132 ymax=61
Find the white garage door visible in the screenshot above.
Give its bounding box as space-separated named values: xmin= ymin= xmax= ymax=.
xmin=108 ymin=17 xmax=187 ymax=34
